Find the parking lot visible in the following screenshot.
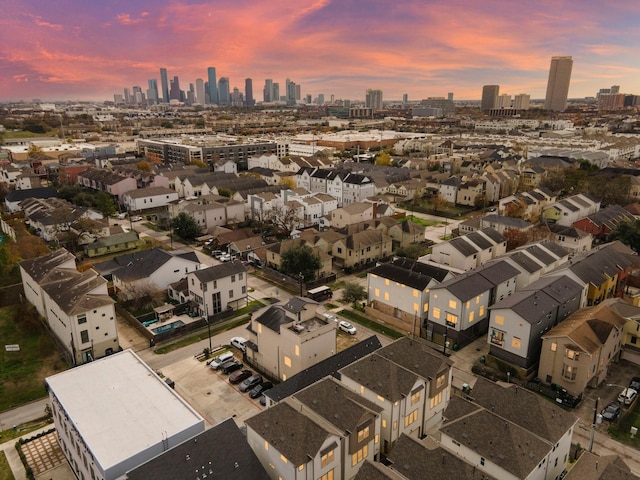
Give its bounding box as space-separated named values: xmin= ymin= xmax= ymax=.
xmin=573 ymin=359 xmax=640 ymax=431
xmin=158 ymin=351 xmax=264 ymax=427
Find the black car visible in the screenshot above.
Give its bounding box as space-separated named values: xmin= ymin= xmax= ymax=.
xmin=249 ymin=381 xmax=273 ymax=398
xmin=630 ymin=377 xmax=640 ymax=392
xmin=600 ymin=401 xmax=621 ymax=421
xmin=221 ymin=360 xmax=243 ymax=375
xmin=229 ymin=369 xmax=253 ymax=385
xmin=239 ymin=374 xmax=263 ymax=392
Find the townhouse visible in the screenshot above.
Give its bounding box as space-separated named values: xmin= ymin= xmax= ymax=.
xmin=122 ymin=186 xmax=179 ymax=213
xmin=187 ymin=262 xmax=248 ymax=317
xmin=429 ymin=227 xmax=507 ymax=272
xmin=331 ymin=230 xmax=393 ymax=270
xmin=541 ymin=193 xmax=601 ymax=227
xmin=572 ymin=204 xmax=635 ymax=241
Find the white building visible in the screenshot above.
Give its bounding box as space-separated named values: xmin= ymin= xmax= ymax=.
xmin=46 ymin=350 xmax=205 ymax=480
xmin=122 ymin=186 xmax=179 ymax=212
xmin=187 ymin=262 xmax=248 ymax=316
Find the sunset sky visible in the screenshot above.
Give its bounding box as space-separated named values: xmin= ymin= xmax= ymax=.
xmin=1 ymin=0 xmax=639 ymax=103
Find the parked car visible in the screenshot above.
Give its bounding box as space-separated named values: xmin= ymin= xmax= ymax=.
xmin=131 ymin=216 xmax=143 ymax=222
xmin=229 ymin=369 xmax=253 ymax=385
xmin=629 ymin=377 xmax=640 ymax=392
xmin=219 ymin=253 xmax=231 ymax=262
xmin=209 ymin=351 xmax=234 ymax=370
xmin=600 ymin=401 xmax=621 ymax=421
xmin=339 ymin=321 xmax=357 ymax=335
xmin=617 ymin=387 xmax=638 ymax=405
xmin=322 ymin=312 xmax=338 ymax=322
xmin=230 ymin=336 xmax=247 ymax=353
xmin=260 ymin=394 xmax=267 ymax=406
xmin=239 ymin=374 xmax=263 ymax=392
xmin=250 ymin=381 xmax=273 ymax=399
xmin=221 ymin=360 xmax=243 ymax=375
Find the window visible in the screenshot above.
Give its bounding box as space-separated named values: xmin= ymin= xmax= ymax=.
xmin=384 ymin=292 xmax=389 ymax=301
xmin=377 ymin=394 xmax=385 ymax=403
xmin=562 ymin=364 xmax=577 ymax=381
xmin=551 ymin=342 xmax=557 ymax=351
xmin=414 ymin=303 xmax=419 ymax=313
xmin=495 ymin=315 xmax=504 ymax=325
xmin=295 ymin=345 xmax=300 ymax=356
xmin=375 ymin=288 xmax=380 ymax=297
xmin=382 ymin=419 xmax=387 ymax=428
xmin=436 ymin=374 xmax=446 ymax=388
xmin=430 ymin=391 xmax=443 ymax=408
xmin=479 ymin=305 xmax=485 ymax=316
xmin=566 ymin=349 xmax=579 ymax=360
xmin=385 ymin=279 xmax=390 ymax=286
xmin=446 ymin=312 xmax=458 ymax=327
xmin=468 ymin=311 xmax=475 ymax=323
xmin=229 ymin=289 xmax=234 ymax=298
xmin=512 ymin=337 xmax=521 ymax=349
xmin=283 ymin=356 xmax=291 ymax=367
xmin=320 ymin=470 xmax=334 ymax=480
xmin=411 ymin=390 xmax=421 ymax=405
xmin=414 ymin=289 xmax=419 ymax=297
xmin=231 ymin=275 xmax=236 ymax=282
xmin=449 ymin=299 xmax=457 ymax=309
xmin=490 ymin=329 xmax=504 ymax=346
xmin=280 ymin=454 xmax=288 ymax=464
xmin=321 ymin=449 xmax=334 ymax=467
xmin=242 ymin=286 xmax=246 ymax=294
xmin=80 ymin=330 xmax=89 ymax=344
xmin=351 ymin=445 xmax=368 ymax=466
xmin=357 ymin=425 xmax=370 ymax=442
xmin=77 ymin=314 xmax=87 ymax=325
xmin=239 ymin=272 xmax=243 ymax=280
xmin=480 ymin=457 xmax=485 ymax=466
xmin=404 ymin=409 xmax=418 ymax=427
xmin=432 ymin=307 xmax=441 ymax=319
xmin=423 ymin=303 xmax=429 ymax=313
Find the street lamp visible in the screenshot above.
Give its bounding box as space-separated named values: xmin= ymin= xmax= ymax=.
xmin=205 ymin=304 xmax=212 ymax=355
xmin=589 ymin=397 xmax=599 ymax=452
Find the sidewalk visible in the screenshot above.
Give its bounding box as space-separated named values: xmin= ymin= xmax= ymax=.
xmin=0 ymin=423 xmax=58 ymax=480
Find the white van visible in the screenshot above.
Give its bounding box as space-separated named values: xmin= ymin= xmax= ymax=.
xmin=209 ymin=351 xmax=234 ymax=370
xmin=230 ymin=337 xmax=247 ymax=353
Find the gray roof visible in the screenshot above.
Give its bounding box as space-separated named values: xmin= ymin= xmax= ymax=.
xmin=520 ymin=244 xmax=556 ymax=266
xmin=507 ymin=251 xmax=544 ymax=274
xmin=522 ymin=275 xmax=583 ymax=305
xmin=283 ymin=296 xmax=317 ymax=314
xmin=375 ymin=336 xmax=452 ymax=381
xmin=479 ymin=227 xmax=506 ymax=243
xmin=191 ymin=261 xmax=247 ymax=283
xmin=244 ymin=402 xmax=332 ymax=467
xmin=476 ymin=260 xmax=520 ymax=286
xmin=40 ymin=269 xmax=114 ymax=316
xmin=126 ymin=418 xmax=270 ymax=480
xmin=265 ymin=336 xmax=382 ymax=403
xmin=489 ymin=290 xmax=559 ymax=323
xmin=369 ymin=259 xmax=448 ymax=291
xmin=465 ymin=231 xmax=493 ymax=250
xmin=93 ymin=248 xmax=199 ymax=281
xmin=340 ymin=354 xmax=418 ymax=402
xmin=436 ymin=272 xmax=494 ymax=302
xmin=253 ymin=305 xmax=290 ymax=333
xmin=353 ymin=461 xmax=406 ymax=480
xmin=89 ymin=232 xmax=139 ymax=249
xmin=19 ymin=248 xmax=76 ymax=283
xmin=448 ymin=237 xmax=479 ymax=256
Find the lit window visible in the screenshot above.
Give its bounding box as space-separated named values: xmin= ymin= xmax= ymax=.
xmin=264 ymin=440 xmax=269 ymax=451
xmin=436 ymin=374 xmax=446 ymax=388
xmin=382 ymin=419 xmax=387 ymax=428
xmin=432 ymin=307 xmax=441 ymax=319
xmin=476 ymin=296 xmax=480 ymax=304
xmin=550 ymin=342 xmax=557 ymax=352
xmin=375 ymin=434 xmax=379 ymax=444
xmin=321 ymin=449 xmax=334 ymax=467
xmin=512 ymin=337 xmax=521 ymax=349
xmin=375 ymin=288 xmax=380 ymax=297
xmin=295 ymin=345 xmax=300 ymax=356
xmin=413 ymin=289 xmax=419 ymax=297
xmin=258 ymin=324 xmax=262 ymax=333
xmin=404 ymin=409 xmax=419 ymax=427
xmin=449 ymin=299 xmax=457 ymax=309
xmin=466 ymin=301 xmax=470 ymax=309
xmin=430 ymin=391 xmax=443 ymax=408
xmin=351 ymin=445 xmax=368 ymax=466
xmin=446 ymin=312 xmax=458 ymax=326
xmin=357 ymin=425 xmax=370 ymax=442
xmin=298 ymin=464 xmax=304 ymax=471
xmin=468 ymin=311 xmax=475 ymax=323
xmin=414 ymin=303 xmax=419 ymax=312
xmin=423 ymin=303 xmax=429 ymax=313
xmin=320 ymin=470 xmax=334 ymax=480
xmin=566 ymin=349 xmax=579 ymax=360
xmin=495 ymin=315 xmax=504 ymax=325
xmin=384 ymin=292 xmax=390 ymax=301
xmin=283 ymin=356 xmax=291 ymax=367
xmin=393 ymin=421 xmax=398 ymax=430
xmin=360 ymin=385 xmax=365 ymax=394
xmin=377 ymin=395 xmax=384 ymax=402
xmin=411 ymin=390 xmax=421 ymax=405
xmin=280 ymin=454 xmax=288 ymax=464
xmin=385 ymin=279 xmax=390 ymax=285
xmin=282 ymin=373 xmax=287 ymax=381
xmin=479 ymin=305 xmax=485 ymax=316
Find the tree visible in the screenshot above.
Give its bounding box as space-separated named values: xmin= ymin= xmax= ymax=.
xmin=95 ymin=192 xmax=116 ymax=217
xmin=503 ymin=228 xmax=529 ymax=251
xmin=171 ymin=213 xmax=202 ymax=241
xmin=27 ymin=144 xmax=44 ymax=158
xmin=375 ymin=151 xmax=392 ymax=166
xmin=608 ymin=219 xmax=640 ymax=253
xmin=279 ymin=177 xmax=296 ymax=189
xmin=432 ymin=194 xmax=448 ymax=215
xmin=281 ymin=244 xmax=321 ymax=280
xmin=504 ymin=200 xmax=526 ymax=218
xmin=342 ymin=281 xmax=367 ymax=308
xmin=137 ymin=160 xmax=152 ymax=172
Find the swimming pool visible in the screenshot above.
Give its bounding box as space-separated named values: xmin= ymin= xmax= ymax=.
xmin=151 ymin=320 xmax=185 ymax=334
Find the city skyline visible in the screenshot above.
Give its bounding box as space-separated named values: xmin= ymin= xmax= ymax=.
xmin=1 ymin=0 xmax=639 ymax=102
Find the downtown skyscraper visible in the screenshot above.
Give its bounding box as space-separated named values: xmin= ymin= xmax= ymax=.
xmin=544 ymin=56 xmax=573 ymax=112
xmin=159 ymin=68 xmax=169 ymax=103
xmin=481 ymin=85 xmax=499 ymax=112
xmin=245 ymin=78 xmax=254 ymax=106
xmin=365 ymin=89 xmax=383 ymax=110
xmin=207 ymin=67 xmax=218 ymax=105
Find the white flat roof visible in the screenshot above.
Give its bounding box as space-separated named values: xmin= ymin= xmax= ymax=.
xmin=46 ymin=349 xmax=203 ymax=471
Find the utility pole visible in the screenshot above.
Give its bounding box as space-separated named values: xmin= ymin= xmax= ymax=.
xmin=589 ymin=397 xmax=599 ymax=452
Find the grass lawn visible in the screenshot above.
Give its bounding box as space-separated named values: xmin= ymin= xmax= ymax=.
xmin=0 ymin=450 xmax=16 ymax=480
xmin=0 ymin=306 xmax=68 ymax=411
xmin=401 ymin=215 xmax=441 ymax=227
xmin=339 ymin=309 xmax=404 ymax=340
xmin=608 ymin=400 xmax=640 ymax=448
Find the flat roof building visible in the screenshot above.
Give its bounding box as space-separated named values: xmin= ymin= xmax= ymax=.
xmin=46 ymin=350 xmax=205 ymax=480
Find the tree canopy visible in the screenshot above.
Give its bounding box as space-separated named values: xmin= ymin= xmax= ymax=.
xmin=171 ymin=213 xmax=202 ymax=241
xmin=281 ymin=244 xmax=322 ymax=280
xmin=341 ymin=281 xmax=367 ymax=307
xmin=608 ymin=219 xmax=640 ymax=253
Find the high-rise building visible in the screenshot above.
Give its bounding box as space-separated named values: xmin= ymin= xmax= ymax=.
xmin=447 ymin=92 xmax=454 ymax=101
xmin=402 ymin=93 xmax=408 ymax=104
xmin=365 ymin=89 xmax=383 ymax=110
xmin=207 ymin=67 xmax=218 ymax=105
xmin=273 ymin=83 xmax=280 ymax=102
xmin=147 ymin=79 xmax=159 ymax=105
xmin=245 ymin=78 xmax=254 ymax=106
xmin=218 ymin=77 xmax=230 ymax=105
xmin=132 ymin=86 xmax=144 ymax=104
xmin=286 ymin=79 xmax=297 ymax=105
xmin=513 ymin=94 xmax=530 ymax=110
xmin=481 ymin=85 xmax=499 ymax=112
xmin=544 ymin=56 xmax=573 ymax=112
xmin=195 ymin=79 xmax=205 ymax=106
xmin=123 ymin=88 xmax=131 ymax=105
xmin=295 ymin=84 xmax=301 ymax=101
xmin=159 ymin=68 xmax=169 ymax=103
xmin=169 ymin=76 xmax=181 ymax=102
xmin=263 ymin=79 xmax=273 ymax=102
xmin=231 ymin=87 xmax=243 ymax=107
xmin=497 ymin=93 xmax=511 ymax=109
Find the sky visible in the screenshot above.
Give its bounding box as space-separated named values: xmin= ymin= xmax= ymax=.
xmin=1 ymin=0 xmax=639 ymax=103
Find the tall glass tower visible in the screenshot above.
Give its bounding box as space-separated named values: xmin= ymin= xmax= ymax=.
xmin=245 ymin=78 xmax=254 ymax=106
xmin=544 ymin=56 xmax=573 ymax=112
xmin=159 ymin=68 xmax=169 ymax=103
xmin=207 ymin=67 xmax=218 ymax=105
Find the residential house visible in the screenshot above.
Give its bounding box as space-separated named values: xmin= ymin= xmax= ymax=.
xmin=187 ymin=262 xmax=248 ymax=317
xmin=538 ymin=303 xmax=627 ymax=397
xmin=84 ymin=231 xmax=140 ymax=258
xmin=4 ymin=186 xmax=57 ymax=212
xmin=77 ymin=169 xmax=137 ymax=203
xmin=331 ymin=230 xmax=393 ymax=270
xmin=246 ymin=297 xmax=336 ymax=381
xmin=265 ymin=238 xmax=333 ymax=278
xmin=19 ymin=249 xmax=119 ymax=365
xmin=572 ymin=204 xmax=635 ymax=241
xmin=245 ymin=402 xmax=344 ymax=480
xmin=519 ymin=164 xmax=546 ymax=189
xmin=606 ymin=299 xmax=640 ymax=366
xmin=563 ymin=451 xmax=639 ymax=480
xmin=440 ymin=377 xmax=577 ymax=480
xmin=340 ymin=337 xmax=453 ymax=451
xmin=456 ymin=178 xmax=486 ymax=207
xmin=93 ymin=248 xmax=201 ymax=297
xmin=331 ymin=202 xmax=374 ymax=229
xmin=541 ymin=193 xmax=601 ymax=227
xmin=488 ymin=274 xmax=583 ymax=371
xmin=170 ymin=193 xmax=245 ymax=230
xmin=501 ymin=240 xmax=570 ymax=289
xmin=367 ymin=258 xmax=452 ymax=336
xmin=479 ymin=214 xmax=533 ymax=235
xmin=546 ymin=223 xmax=593 ymax=253
xmin=438 ymin=176 xmax=460 ymax=204
xmin=429 ymin=228 xmax=507 ymax=272
xmin=122 ymin=186 xmax=179 ymax=213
